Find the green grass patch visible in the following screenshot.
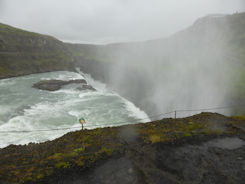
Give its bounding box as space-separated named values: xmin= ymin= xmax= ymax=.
xmin=232 ymin=115 xmax=245 ymax=121
xmin=73 ymin=147 xmax=85 ymax=153
xmin=48 ymin=153 xmax=63 ymax=160
xmin=55 ymin=162 xmax=71 ymax=169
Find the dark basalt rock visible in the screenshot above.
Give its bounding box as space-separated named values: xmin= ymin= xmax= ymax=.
xmin=77 ymin=84 xmax=96 ymax=91
xmin=33 ymin=79 xmax=87 ymax=91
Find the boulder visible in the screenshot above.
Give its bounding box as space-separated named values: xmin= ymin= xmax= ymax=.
xmin=77 ymin=84 xmax=96 ymax=91
xmin=33 ymin=79 xmax=87 ymax=91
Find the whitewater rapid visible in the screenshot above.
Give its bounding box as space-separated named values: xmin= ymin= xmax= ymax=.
xmin=0 ymin=71 xmax=150 ymax=148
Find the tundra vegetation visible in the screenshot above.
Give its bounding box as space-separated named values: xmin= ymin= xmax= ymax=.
xmin=0 ymin=113 xmax=244 ymax=183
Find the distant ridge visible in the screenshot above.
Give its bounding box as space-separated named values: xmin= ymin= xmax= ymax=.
xmin=0 ymin=23 xmax=74 ymax=78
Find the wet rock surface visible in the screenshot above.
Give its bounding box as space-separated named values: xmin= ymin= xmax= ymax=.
xmin=34 ymin=137 xmax=245 ymax=184
xmin=1 ymin=113 xmax=245 ymax=184
xmin=32 ymin=79 xmax=87 ymax=91
xmin=151 ymin=138 xmax=245 ymax=184
xmin=58 ymin=157 xmax=137 ymax=184
xmin=77 ymin=84 xmax=96 ymax=91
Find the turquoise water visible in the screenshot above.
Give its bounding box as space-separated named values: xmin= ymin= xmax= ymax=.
xmin=0 ymin=71 xmax=149 ymax=148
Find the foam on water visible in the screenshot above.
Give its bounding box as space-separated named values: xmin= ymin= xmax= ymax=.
xmin=83 ymin=73 xmax=107 ymax=92
xmin=0 ymin=71 xmax=149 ymax=148
xmin=40 ymin=71 xmax=85 ymax=81
xmin=123 ymin=97 xmax=150 ymax=122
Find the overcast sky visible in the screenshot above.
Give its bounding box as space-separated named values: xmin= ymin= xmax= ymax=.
xmin=0 ymin=0 xmax=244 ymax=44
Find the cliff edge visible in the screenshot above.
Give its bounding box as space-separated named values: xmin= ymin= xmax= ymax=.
xmin=0 ymin=113 xmax=245 ymax=184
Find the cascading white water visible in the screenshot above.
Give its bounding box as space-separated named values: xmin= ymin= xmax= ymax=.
xmin=0 ymin=71 xmax=150 ymax=148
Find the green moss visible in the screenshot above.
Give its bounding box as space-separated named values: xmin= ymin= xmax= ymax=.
xmin=49 ymin=148 xmax=85 ymax=160
xmin=48 ymin=153 xmax=63 ymax=160
xmin=149 ymin=135 xmax=161 ymax=143
xmin=141 ymin=117 xmax=218 ymax=144
xmin=36 ymin=173 xmax=44 ymax=180
xmin=87 ymin=146 xmax=115 ymax=163
xmin=74 ymin=147 xmax=85 ymax=153
xmin=0 ymin=66 xmax=8 ymax=74
xmin=232 ymin=115 xmax=245 ymax=121
xmin=93 ymin=128 xmax=103 ymax=135
xmin=63 ymin=147 xmax=85 ymax=158
xmin=55 ymin=162 xmax=71 ymax=169
xmin=1 ymin=112 xmax=242 ymax=183
xmin=66 ymin=151 xmax=78 ymax=157
xmin=75 ymin=159 xmax=85 ymax=167
xmin=182 ymin=122 xmax=203 ymax=132
xmin=202 ymin=129 xmax=224 ymax=135
xmin=183 ymin=132 xmax=192 ymax=137
xmin=99 ymin=147 xmax=114 ymax=156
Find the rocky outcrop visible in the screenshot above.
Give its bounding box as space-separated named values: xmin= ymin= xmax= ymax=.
xmin=0 ymin=113 xmax=245 ymax=184
xmin=33 ymin=79 xmax=87 ymax=91
xmin=77 ymin=84 xmax=96 ymax=91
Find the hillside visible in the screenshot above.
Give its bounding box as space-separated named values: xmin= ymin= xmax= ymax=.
xmin=0 ymin=13 xmax=245 ymax=115
xmin=1 ymin=14 xmax=245 ymax=184
xmin=70 ymin=12 xmax=245 ymax=115
xmin=0 ymin=113 xmax=245 ymax=184
xmin=0 ymin=23 xmax=74 ymax=79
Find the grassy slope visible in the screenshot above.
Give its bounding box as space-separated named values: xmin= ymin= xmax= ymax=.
xmin=0 ymin=113 xmax=244 ymax=183
xmin=0 ymin=23 xmax=74 ymax=78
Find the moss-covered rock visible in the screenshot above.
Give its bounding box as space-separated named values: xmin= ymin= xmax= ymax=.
xmin=0 ymin=112 xmax=244 ymax=183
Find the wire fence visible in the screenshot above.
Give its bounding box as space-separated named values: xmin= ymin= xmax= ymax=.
xmin=0 ymin=104 xmax=244 ymax=134
xmin=0 ymin=103 xmax=245 ymax=171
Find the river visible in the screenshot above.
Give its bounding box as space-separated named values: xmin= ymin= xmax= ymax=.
xmin=0 ymin=71 xmax=149 ymax=148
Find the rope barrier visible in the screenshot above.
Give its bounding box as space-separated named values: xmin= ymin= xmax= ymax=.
xmin=176 ymin=104 xmax=245 ymax=112
xmin=1 ymin=103 xmax=245 ymax=171
xmin=0 ymin=104 xmax=244 ymax=134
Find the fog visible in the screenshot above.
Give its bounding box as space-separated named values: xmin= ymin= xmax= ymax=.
xmin=91 ymin=13 xmax=244 ymax=118
xmin=0 ymin=0 xmax=244 ymax=44
xmin=1 ymin=0 xmax=244 ymax=118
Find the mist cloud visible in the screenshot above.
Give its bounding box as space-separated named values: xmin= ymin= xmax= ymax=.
xmin=0 ymin=0 xmax=244 ymax=44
